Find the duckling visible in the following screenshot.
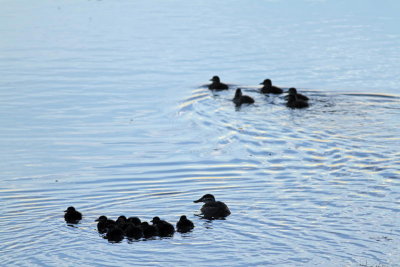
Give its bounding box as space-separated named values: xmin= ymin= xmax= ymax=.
xmin=64 ymin=206 xmax=82 ymax=224
xmin=232 ymin=88 xmax=255 ymax=106
xmin=286 ymin=93 xmax=309 ymax=109
xmin=106 ymin=226 xmax=124 ymax=242
xmin=259 ymin=79 xmax=283 ymax=94
xmin=208 ymin=76 xmax=229 ymax=91
xmin=116 ymin=215 xmax=129 ymax=231
xmin=176 ymin=215 xmax=194 ymax=233
xmin=140 ymin=222 xmax=158 ymax=238
xmin=95 ymin=215 xmax=116 ymax=234
xmin=194 ymin=194 xmax=231 ymax=219
xmin=284 ymin=88 xmax=309 ymax=101
xmin=151 ymin=217 xmax=175 ymax=237
xmin=127 ymin=216 xmax=141 ymax=226
xmin=125 ymin=223 xmax=143 ymax=240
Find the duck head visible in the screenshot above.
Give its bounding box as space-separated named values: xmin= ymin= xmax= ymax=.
xmin=260 ymin=79 xmax=272 ymax=86
xmin=210 ymin=76 xmax=221 ymax=83
xmin=151 ymin=216 xmax=161 ymax=224
xmin=234 ymin=88 xmax=243 ymax=98
xmin=194 ymin=194 xmax=216 ymax=203
xmin=288 ymin=88 xmax=297 ymax=95
xmin=64 ymin=206 xmax=76 ymax=213
xmin=95 ymin=215 xmax=108 ymax=222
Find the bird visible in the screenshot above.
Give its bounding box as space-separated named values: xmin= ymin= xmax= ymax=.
xmin=64 ymin=206 xmax=82 ymax=224
xmin=140 ymin=222 xmax=158 ymax=238
xmin=193 ymin=194 xmax=231 ymax=219
xmin=286 ymin=92 xmax=309 ymax=109
xmin=208 ymin=76 xmax=229 ymax=91
xmin=151 ymin=217 xmax=175 ymax=237
xmin=176 ymin=215 xmax=194 ymax=233
xmin=284 ymin=88 xmax=309 ymax=101
xmin=95 ymin=215 xmax=116 ymax=234
xmin=259 ymin=79 xmax=283 ymax=94
xmin=106 ymin=226 xmax=124 ymax=242
xmin=232 ymin=88 xmax=255 ymax=106
xmin=125 ymin=223 xmax=143 ymax=240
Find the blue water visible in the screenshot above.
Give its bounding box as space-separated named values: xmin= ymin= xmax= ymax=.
xmin=1 ymin=0 xmax=400 ymax=266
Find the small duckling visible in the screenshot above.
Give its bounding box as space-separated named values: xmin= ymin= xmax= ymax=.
xmin=176 ymin=215 xmax=194 ymax=233
xmin=125 ymin=223 xmax=143 ymax=240
xmin=127 ymin=216 xmax=141 ymax=226
xmin=95 ymin=215 xmax=116 ymax=234
xmin=232 ymin=88 xmax=255 ymax=106
xmin=259 ymin=79 xmax=283 ymax=94
xmin=116 ymin=215 xmax=128 ymax=231
xmin=64 ymin=206 xmax=82 ymax=224
xmin=151 ymin=217 xmax=175 ymax=237
xmin=284 ymin=88 xmax=309 ymax=101
xmin=208 ymin=76 xmax=229 ymax=91
xmin=106 ymin=226 xmax=124 ymax=242
xmin=140 ymin=222 xmax=158 ymax=238
xmin=194 ymin=194 xmax=231 ymax=219
xmin=286 ymin=93 xmax=309 ymax=109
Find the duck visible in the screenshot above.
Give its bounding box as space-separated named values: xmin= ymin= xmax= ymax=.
xmin=125 ymin=223 xmax=143 ymax=240
xmin=106 ymin=225 xmax=124 ymax=242
xmin=64 ymin=206 xmax=82 ymax=224
xmin=232 ymin=88 xmax=255 ymax=106
xmin=259 ymin=79 xmax=283 ymax=94
xmin=176 ymin=215 xmax=194 ymax=233
xmin=151 ymin=217 xmax=175 ymax=237
xmin=127 ymin=216 xmax=141 ymax=226
xmin=140 ymin=222 xmax=158 ymax=238
xmin=286 ymin=92 xmax=309 ymax=109
xmin=95 ymin=215 xmax=116 ymax=234
xmin=284 ymin=88 xmax=309 ymax=101
xmin=208 ymin=76 xmax=229 ymax=91
xmin=194 ymin=194 xmax=231 ymax=219
xmin=116 ymin=215 xmax=129 ymax=231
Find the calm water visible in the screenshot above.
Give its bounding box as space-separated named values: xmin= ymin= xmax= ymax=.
xmin=1 ymin=0 xmax=400 ymax=266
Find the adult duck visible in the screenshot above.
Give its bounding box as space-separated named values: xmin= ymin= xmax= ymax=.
xmin=194 ymin=194 xmax=231 ymax=219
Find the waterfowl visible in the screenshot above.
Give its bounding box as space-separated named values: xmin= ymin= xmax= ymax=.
xmin=140 ymin=222 xmax=158 ymax=238
xmin=286 ymin=93 xmax=309 ymax=109
xmin=106 ymin=226 xmax=124 ymax=242
xmin=176 ymin=215 xmax=194 ymax=233
xmin=127 ymin=217 xmax=141 ymax=226
xmin=284 ymin=88 xmax=309 ymax=101
xmin=194 ymin=194 xmax=231 ymax=219
xmin=116 ymin=215 xmax=129 ymax=231
xmin=259 ymin=79 xmax=283 ymax=94
xmin=95 ymin=215 xmax=116 ymax=234
xmin=64 ymin=206 xmax=82 ymax=224
xmin=232 ymin=88 xmax=255 ymax=106
xmin=151 ymin=217 xmax=175 ymax=237
xmin=125 ymin=223 xmax=143 ymax=240
xmin=208 ymin=76 xmax=229 ymax=91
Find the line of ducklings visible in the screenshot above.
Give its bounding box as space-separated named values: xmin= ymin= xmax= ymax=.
xmin=209 ymin=75 xmax=309 ymax=109
xmin=64 ymin=194 xmax=230 ymax=243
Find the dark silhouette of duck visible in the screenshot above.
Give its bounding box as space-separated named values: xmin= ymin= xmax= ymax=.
xmin=106 ymin=225 xmax=124 ymax=242
xmin=208 ymin=76 xmax=229 ymax=91
xmin=176 ymin=215 xmax=194 ymax=233
xmin=140 ymin=222 xmax=158 ymax=238
xmin=259 ymin=79 xmax=283 ymax=94
xmin=151 ymin=217 xmax=175 ymax=237
xmin=64 ymin=206 xmax=82 ymax=224
xmin=194 ymin=194 xmax=231 ymax=219
xmin=284 ymin=88 xmax=309 ymax=101
xmin=127 ymin=216 xmax=141 ymax=226
xmin=95 ymin=215 xmax=116 ymax=234
xmin=116 ymin=215 xmax=129 ymax=231
xmin=286 ymin=91 xmax=309 ymax=109
xmin=233 ymin=88 xmax=255 ymax=106
xmin=125 ymin=223 xmax=143 ymax=240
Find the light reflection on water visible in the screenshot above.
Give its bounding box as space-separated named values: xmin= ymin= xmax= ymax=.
xmin=1 ymin=0 xmax=400 ymax=266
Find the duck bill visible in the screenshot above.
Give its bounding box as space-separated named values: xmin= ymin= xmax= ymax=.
xmin=193 ymin=198 xmax=203 ymax=203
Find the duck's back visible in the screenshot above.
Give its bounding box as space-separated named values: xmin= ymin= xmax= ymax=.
xmin=209 ymin=83 xmax=228 ymax=91
xmin=201 ymin=201 xmax=231 ymax=219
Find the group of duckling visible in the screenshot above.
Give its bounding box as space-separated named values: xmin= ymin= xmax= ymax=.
xmin=209 ymin=75 xmax=310 ymax=108
xmin=64 ymin=194 xmax=230 ymax=243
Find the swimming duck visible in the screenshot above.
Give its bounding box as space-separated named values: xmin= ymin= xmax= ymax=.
xmin=286 ymin=92 xmax=309 ymax=109
xmin=151 ymin=217 xmax=175 ymax=237
xmin=116 ymin=215 xmax=129 ymax=231
xmin=208 ymin=76 xmax=229 ymax=91
xmin=64 ymin=206 xmax=82 ymax=224
xmin=95 ymin=215 xmax=116 ymax=234
xmin=284 ymin=88 xmax=309 ymax=101
xmin=125 ymin=223 xmax=143 ymax=240
xmin=106 ymin=225 xmax=124 ymax=242
xmin=259 ymin=79 xmax=283 ymax=94
xmin=176 ymin=215 xmax=194 ymax=233
xmin=232 ymin=88 xmax=255 ymax=106
xmin=140 ymin=222 xmax=158 ymax=238
xmin=194 ymin=194 xmax=231 ymax=219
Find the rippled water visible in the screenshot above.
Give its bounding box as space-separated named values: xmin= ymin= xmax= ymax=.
xmin=1 ymin=0 xmax=400 ymax=266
